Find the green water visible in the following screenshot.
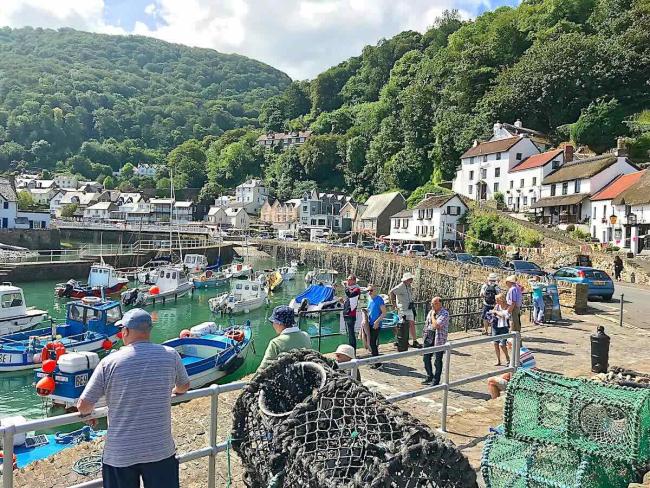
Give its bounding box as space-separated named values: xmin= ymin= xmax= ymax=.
xmin=0 ymin=257 xmax=358 ymax=420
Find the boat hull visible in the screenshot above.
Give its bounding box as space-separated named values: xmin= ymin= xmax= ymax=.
xmin=55 ymin=281 xmax=127 ymax=299
xmin=192 ymin=277 xmax=229 ymax=289
xmin=0 ymin=311 xmax=48 ymax=336
xmin=289 ymin=299 xmax=341 ymax=314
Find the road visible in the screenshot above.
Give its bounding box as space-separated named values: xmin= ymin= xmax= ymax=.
xmin=589 ymin=281 xmax=650 ymax=330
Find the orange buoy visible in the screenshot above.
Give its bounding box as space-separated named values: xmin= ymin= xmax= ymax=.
xmin=42 ymin=359 xmax=57 ymax=374
xmin=116 ymin=330 xmax=123 ymax=340
xmin=225 ymin=330 xmax=245 ymax=342
xmin=41 ymin=347 xmax=50 ymax=363
xmin=149 ymin=286 xmax=160 ymax=295
xmin=179 ymin=329 xmax=191 ymax=338
xmin=102 ymin=339 xmax=113 ymax=351
xmin=35 ymin=376 xmax=56 ymax=396
xmin=54 ymin=344 xmax=66 ymax=360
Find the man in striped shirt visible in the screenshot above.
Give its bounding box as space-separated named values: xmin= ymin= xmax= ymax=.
xmin=77 ymin=308 xmax=190 ymax=488
xmin=422 ymin=297 xmax=449 ymax=386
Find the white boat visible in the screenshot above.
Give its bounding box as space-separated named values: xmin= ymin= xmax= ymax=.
xmin=304 ymin=268 xmax=339 ymax=286
xmin=289 ymin=284 xmax=341 ymax=314
xmin=278 ymin=261 xmax=299 ymax=281
xmin=121 ymin=265 xmax=193 ymax=307
xmin=134 ymin=257 xmax=175 ymax=284
xmin=0 ymin=283 xmax=48 ymax=336
xmin=183 ymin=254 xmax=209 ymax=274
xmin=55 ymin=263 xmax=129 ymax=299
xmin=209 ymin=280 xmax=268 ymax=315
xmin=224 ymin=262 xmax=253 ymax=279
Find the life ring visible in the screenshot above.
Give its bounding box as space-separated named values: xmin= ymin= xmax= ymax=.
xmin=200 ymin=275 xmax=207 ymax=282
xmin=205 ymin=270 xmax=213 ymax=278
xmin=0 ymin=452 xmax=17 ymax=470
xmin=82 ymin=296 xmax=101 ymax=305
xmin=225 ymin=330 xmax=244 ymax=342
xmin=41 ymin=341 xmax=65 ymax=362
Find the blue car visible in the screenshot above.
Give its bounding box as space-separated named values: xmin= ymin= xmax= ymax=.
xmin=552 ymin=266 xmax=614 ymax=301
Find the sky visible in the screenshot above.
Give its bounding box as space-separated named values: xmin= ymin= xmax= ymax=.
xmin=0 ymin=0 xmax=518 ymax=80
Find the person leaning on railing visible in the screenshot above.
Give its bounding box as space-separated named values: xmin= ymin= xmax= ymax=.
xmin=421 ymin=297 xmax=448 ymax=386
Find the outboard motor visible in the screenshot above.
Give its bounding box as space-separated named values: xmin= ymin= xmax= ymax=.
xmin=63 ymin=280 xmax=75 ymax=298
xmin=122 ymin=288 xmax=138 ymax=306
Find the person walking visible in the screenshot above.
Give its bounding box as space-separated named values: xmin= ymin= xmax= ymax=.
xmin=342 ymin=274 xmax=362 ymax=349
xmin=421 ymin=297 xmax=449 ymax=385
xmin=614 ymin=255 xmax=623 ymax=281
xmin=365 ymin=284 xmax=387 ymax=368
xmin=505 ymin=275 xmax=523 ymax=333
xmin=530 ymin=276 xmax=546 ymax=324
xmin=489 ymin=293 xmax=511 ymax=366
xmin=77 ymin=309 xmax=191 ymax=488
xmin=480 ymin=273 xmax=500 ymax=335
xmin=259 ymin=305 xmax=312 ymax=369
xmin=389 ymin=272 xmax=421 ymax=348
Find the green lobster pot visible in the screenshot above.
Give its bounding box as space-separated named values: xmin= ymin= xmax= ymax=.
xmin=504 ymin=370 xmax=650 ymax=463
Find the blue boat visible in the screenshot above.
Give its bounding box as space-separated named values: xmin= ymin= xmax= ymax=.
xmin=192 ymin=269 xmax=229 ymax=289
xmin=0 ymin=297 xmax=121 ymax=372
xmin=289 ymin=284 xmax=341 ymax=314
xmin=163 ymin=322 xmax=253 ymax=389
xmin=379 ymin=311 xmax=400 ymax=328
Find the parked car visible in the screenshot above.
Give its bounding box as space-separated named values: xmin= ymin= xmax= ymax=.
xmin=503 ymin=260 xmax=546 ymax=277
xmin=343 ymin=242 xmax=357 ymax=248
xmin=358 ymin=241 xmax=375 ymax=250
xmin=454 ymin=253 xmax=474 ymax=263
xmin=403 ymin=244 xmax=427 ymax=257
xmin=471 ymin=256 xmax=504 ymax=268
xmin=552 ymin=266 xmax=614 ymax=300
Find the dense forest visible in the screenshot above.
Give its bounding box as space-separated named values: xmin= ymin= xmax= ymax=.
xmin=1 ymin=0 xmax=649 ymax=205
xmin=0 ymin=27 xmax=290 ymax=181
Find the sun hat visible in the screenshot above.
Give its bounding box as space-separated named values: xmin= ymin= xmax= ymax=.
xmin=488 ymin=273 xmax=498 ymax=282
xmin=268 ymin=305 xmax=295 ymax=327
xmin=116 ymin=308 xmax=153 ymax=331
xmin=401 ymin=272 xmax=415 ymax=282
xmin=505 ymin=274 xmax=517 ymax=283
xmin=335 ymin=344 xmax=356 ymax=360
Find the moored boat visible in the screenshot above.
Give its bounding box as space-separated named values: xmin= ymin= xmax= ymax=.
xmin=121 ymin=265 xmax=193 ymax=307
xmin=223 ymin=262 xmax=253 ymax=279
xmin=278 ymin=260 xmax=299 ymax=281
xmin=209 ymin=280 xmax=268 ymax=315
xmin=192 ymin=269 xmax=229 ymax=289
xmin=183 ymin=254 xmax=209 ymax=274
xmin=55 ymin=263 xmax=129 ymax=299
xmin=164 ymin=322 xmax=252 ymax=389
xmin=0 ymin=283 xmax=48 ymax=336
xmin=257 ymin=269 xmax=283 ymax=292
xmin=304 ymin=268 xmax=338 ymax=286
xmin=289 ymin=284 xmax=341 ymax=314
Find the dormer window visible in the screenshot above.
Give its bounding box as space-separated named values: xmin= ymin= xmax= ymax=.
xmin=482 ymin=155 xmax=488 ymax=163
xmin=516 ymin=153 xmax=522 ymax=160
xmin=496 ymin=152 xmax=502 ymax=160
xmin=552 ymin=159 xmax=559 ymax=169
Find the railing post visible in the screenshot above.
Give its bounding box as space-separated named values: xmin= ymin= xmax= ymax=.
xmin=208 ymin=385 xmax=219 ymax=488
xmin=464 ymin=298 xmax=469 ymax=332
xmin=317 ymin=312 xmax=322 ymax=352
xmin=350 ymin=358 xmax=359 ymax=381
xmin=511 ymin=332 xmax=521 ymax=371
xmin=619 ymin=293 xmax=624 ymax=327
xmin=3 ymin=428 xmax=15 ymax=488
xmin=439 ymin=344 xmax=452 ymax=433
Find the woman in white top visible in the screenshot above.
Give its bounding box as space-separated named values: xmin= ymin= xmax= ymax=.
xmin=489 ymin=293 xmax=510 ymax=366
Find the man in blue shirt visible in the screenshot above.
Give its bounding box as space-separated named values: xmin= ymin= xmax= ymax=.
xmin=365 ymin=284 xmax=386 ymax=368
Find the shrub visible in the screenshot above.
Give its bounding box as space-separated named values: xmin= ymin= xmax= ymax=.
xmin=464 ymin=209 xmax=542 ymax=256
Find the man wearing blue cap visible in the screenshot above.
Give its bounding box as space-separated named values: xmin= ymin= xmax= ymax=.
xmin=259 ymin=305 xmax=312 ymax=370
xmin=77 ymin=308 xmax=190 ymax=488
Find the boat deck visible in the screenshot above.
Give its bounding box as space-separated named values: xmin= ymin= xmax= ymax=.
xmin=181 ymin=355 xmax=204 ymax=366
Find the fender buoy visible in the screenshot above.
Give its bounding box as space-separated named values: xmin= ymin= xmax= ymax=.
xmin=102 ymin=339 xmax=113 ymax=351
xmin=82 ymin=296 xmax=101 ymax=305
xmin=179 ymin=329 xmax=191 ymax=338
xmin=35 ymin=376 xmax=56 ymax=396
xmin=225 ymin=330 xmax=245 ymax=342
xmin=149 ymin=286 xmax=160 ymax=295
xmin=205 ymin=270 xmax=213 ymax=278
xmin=54 ymin=344 xmax=66 ymax=360
xmin=42 ymin=359 xmax=57 ymax=374
xmin=41 ymin=341 xmax=64 ymax=362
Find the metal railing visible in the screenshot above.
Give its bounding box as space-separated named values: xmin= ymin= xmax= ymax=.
xmin=0 ymin=332 xmax=520 ymax=488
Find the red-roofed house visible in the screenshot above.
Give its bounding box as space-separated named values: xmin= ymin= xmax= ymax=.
xmin=506 ymin=147 xmax=571 ymax=212
xmin=590 ymin=170 xmax=645 ymax=245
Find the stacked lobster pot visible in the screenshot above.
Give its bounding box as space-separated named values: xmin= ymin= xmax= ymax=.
xmin=232 ymin=350 xmax=477 ymax=488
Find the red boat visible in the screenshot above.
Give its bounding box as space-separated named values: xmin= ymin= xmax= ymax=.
xmin=55 ymin=264 xmax=129 ymax=299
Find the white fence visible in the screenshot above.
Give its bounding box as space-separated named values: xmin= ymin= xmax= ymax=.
xmin=0 ymin=332 xmax=520 ymax=488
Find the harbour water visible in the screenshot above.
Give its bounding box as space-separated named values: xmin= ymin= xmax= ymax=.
xmin=0 ymin=257 xmax=386 ymax=420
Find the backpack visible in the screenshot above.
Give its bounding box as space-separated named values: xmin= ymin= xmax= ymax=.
xmin=484 ymin=284 xmax=497 ymax=305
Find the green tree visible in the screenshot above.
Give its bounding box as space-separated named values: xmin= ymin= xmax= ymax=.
xmin=103 ymin=175 xmax=116 ymax=189
xmin=156 ymin=177 xmax=171 ymax=197
xmin=299 ymin=135 xmax=345 ymax=189
xmin=0 ymin=142 xmax=26 ymax=170
xmin=167 ymin=139 xmax=207 ymax=188
xmin=570 ymin=98 xmax=628 ymax=153
xmin=60 ymin=203 xmax=78 ymax=218
xmin=17 ymin=191 xmax=34 ymax=210
xmin=121 ymin=163 xmax=135 ymax=179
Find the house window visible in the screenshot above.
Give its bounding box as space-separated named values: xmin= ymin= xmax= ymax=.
xmin=482 ymin=155 xmax=488 ymax=163
xmin=422 ymin=226 xmax=427 ymax=235
xmin=415 ymin=226 xmax=419 ymax=236
xmin=468 ymin=185 xmax=473 ymax=194
xmin=470 ymin=157 xmax=475 ymax=164
xmin=531 ymin=197 xmax=537 ymax=205
xmin=508 ymin=197 xmax=513 ymax=205
xmin=402 ymin=219 xmax=409 ymax=228
xmin=430 ymin=226 xmax=435 ymax=236
xmin=480 ymin=168 xmax=487 ymax=179
xmin=426 ymin=208 xmax=433 ymax=219
xmin=394 ymin=219 xmax=400 ymax=229
xmin=523 ymin=196 xmax=528 ymax=206
xmin=496 ymin=152 xmax=502 ymax=160
xmin=516 ymin=153 xmax=522 ymax=160
xmin=532 ymin=177 xmax=537 ymax=186
xmin=418 ymin=209 xmax=425 ymax=219
xmin=510 ymin=181 xmax=514 ymax=189
xmin=551 ymin=184 xmax=556 ymax=196
xmin=603 ymin=205 xmax=607 ymax=218
xmin=2 ymin=202 xmax=7 ymax=210
xmin=552 ymin=160 xmax=559 ymax=169
xmin=495 ymin=168 xmax=500 ymax=177
xmin=574 ymin=179 xmax=581 ymax=193
xmin=469 ymin=170 xmax=474 ymax=180
xmin=562 ymin=182 xmax=568 ymax=195
xmin=519 ymin=179 xmax=524 ymax=188
xmin=302 ymin=205 xmax=308 ymax=212
xmin=493 ymin=182 xmax=499 ymax=192
xmin=447 ymin=206 xmax=461 ymax=216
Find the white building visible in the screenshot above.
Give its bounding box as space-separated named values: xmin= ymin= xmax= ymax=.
xmin=83 ymin=202 xmax=117 ymax=221
xmin=387 ymin=194 xmax=468 ymax=248
xmin=225 ymin=207 xmax=250 ymax=230
xmin=49 ymin=191 xmax=66 ymax=216
xmin=452 ymin=122 xmax=541 ymax=204
xmin=135 ymin=164 xmax=161 ymax=178
xmin=235 ymin=179 xmax=268 ymax=215
xmin=531 ymin=153 xmax=638 ymax=225
xmin=0 ymin=179 xmax=18 ymax=229
xmin=27 ymin=187 xmax=57 ymax=206
xmin=505 ymin=147 xmax=570 ymax=212
xmin=173 ymin=201 xmax=194 ymax=223
xmin=15 ymin=210 xmax=50 ymax=229
xmin=54 ymin=174 xmax=78 ymax=190
xmin=206 ymin=206 xmax=229 ymax=226
xmin=112 ymin=201 xmax=153 ymax=223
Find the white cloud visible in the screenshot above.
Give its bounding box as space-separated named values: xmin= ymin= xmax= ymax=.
xmin=0 ymin=0 xmax=502 ymax=79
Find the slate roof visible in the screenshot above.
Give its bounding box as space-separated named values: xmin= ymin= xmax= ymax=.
xmin=461 ymin=136 xmax=522 ymax=158
xmin=542 ymin=155 xmax=619 ymax=184
xmin=360 ymin=192 xmax=405 ymax=220
xmin=413 ymin=194 xmax=459 ymax=210
xmin=530 ymin=193 xmax=590 ymax=208
xmin=612 ymin=171 xmax=650 ymax=206
xmin=391 ymin=209 xmax=413 ymax=219
xmin=0 ymin=178 xmax=17 ymax=202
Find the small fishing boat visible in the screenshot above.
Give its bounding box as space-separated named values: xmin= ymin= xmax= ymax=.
xmin=183 ymin=254 xmax=209 ymax=274
xmin=223 ymin=262 xmax=253 ymax=279
xmin=0 ymin=416 xmax=104 ymax=471
xmin=289 ymin=284 xmax=341 ymax=314
xmin=0 ymin=283 xmax=48 ymax=336
xmin=55 ymin=263 xmax=129 ymax=299
xmin=0 ymin=298 xmax=121 ymax=372
xmin=134 ymin=256 xmax=175 ymax=284
xmin=257 ymin=269 xmax=283 ymax=292
xmin=163 ymin=322 xmax=252 ymax=389
xmin=192 ymin=268 xmax=229 ymax=289
xmin=278 ymin=261 xmax=299 ymax=281
xmin=121 ymin=265 xmax=193 ymax=307
xmin=304 ymin=268 xmax=339 ymax=286
xmin=209 ymin=280 xmax=268 ymax=315
xmin=34 ymin=351 xmax=100 ymax=408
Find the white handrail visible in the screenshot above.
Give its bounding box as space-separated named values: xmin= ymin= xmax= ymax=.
xmin=0 ymin=332 xmax=520 ymax=488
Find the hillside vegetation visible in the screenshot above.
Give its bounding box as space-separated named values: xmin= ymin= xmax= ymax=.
xmin=0 ymin=27 xmax=290 ymax=177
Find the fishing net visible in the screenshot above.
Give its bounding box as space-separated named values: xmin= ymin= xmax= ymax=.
xmin=232 ymin=350 xmax=477 ymax=488
xmin=504 ymin=370 xmax=650 ymax=462
xmin=481 ymin=434 xmax=642 ymax=488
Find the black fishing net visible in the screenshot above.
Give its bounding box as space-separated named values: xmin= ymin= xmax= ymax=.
xmin=232 ymin=350 xmax=477 ymax=488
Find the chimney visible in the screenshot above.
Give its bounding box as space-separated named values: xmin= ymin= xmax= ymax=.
xmin=614 ymin=137 xmax=628 ymax=157
xmin=493 ymin=121 xmax=502 ymax=137
xmin=564 ymin=144 xmax=574 ymax=163
xmin=473 ymin=139 xmax=479 ymax=148
xmin=514 ymin=119 xmax=523 ymax=129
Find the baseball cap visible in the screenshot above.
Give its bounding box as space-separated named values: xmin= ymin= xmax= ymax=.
xmin=116 ymin=308 xmax=153 ymax=331
xmin=268 ymin=305 xmax=295 ymax=327
xmin=335 ymin=344 xmax=356 ymax=360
